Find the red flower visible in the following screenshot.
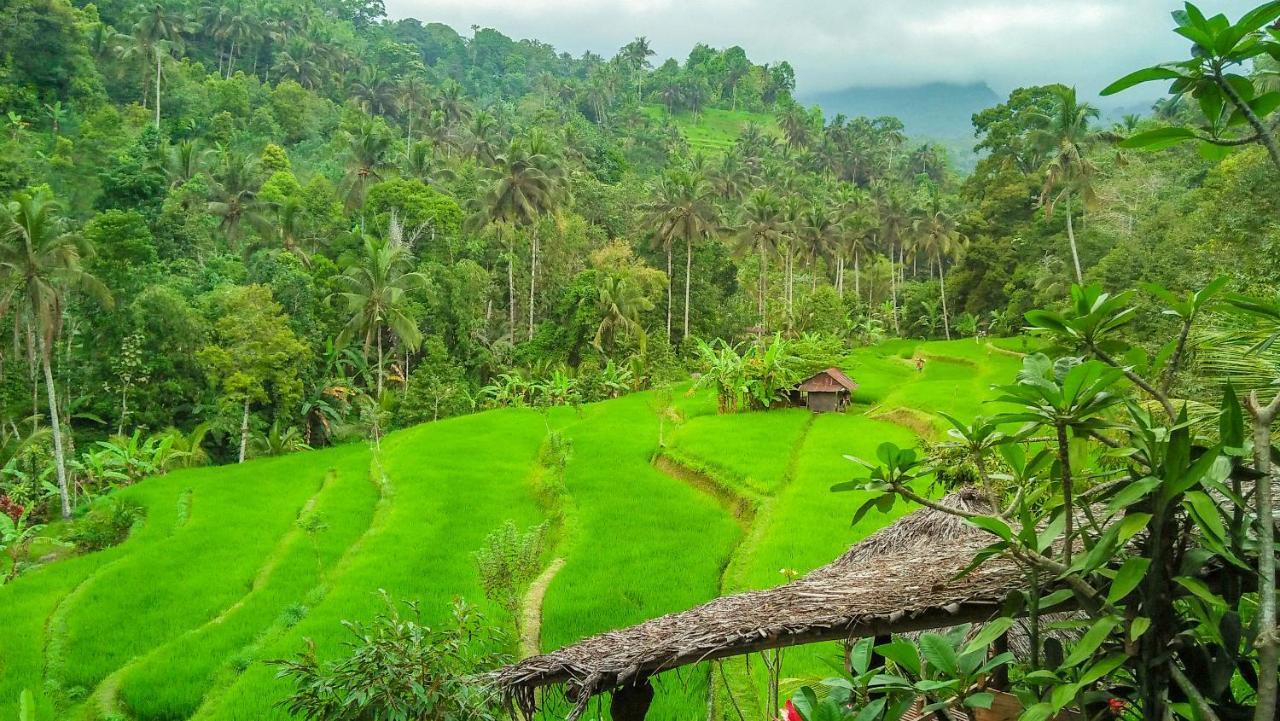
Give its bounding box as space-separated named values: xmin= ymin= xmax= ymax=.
xmin=783 ymin=699 xmax=804 ymax=721
xmin=1108 ymin=698 xmax=1127 ymax=715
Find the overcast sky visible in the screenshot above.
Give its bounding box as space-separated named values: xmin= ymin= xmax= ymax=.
xmin=383 ymin=1 xmax=1261 ymax=102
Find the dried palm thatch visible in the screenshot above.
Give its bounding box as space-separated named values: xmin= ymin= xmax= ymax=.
xmin=496 ymin=489 xmax=1060 ymax=717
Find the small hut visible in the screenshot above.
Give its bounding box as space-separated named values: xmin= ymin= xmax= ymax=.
xmin=795 ymin=367 xmax=858 ymax=412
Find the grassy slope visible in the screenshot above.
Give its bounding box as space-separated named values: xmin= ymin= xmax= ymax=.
xmin=117 ymin=444 xmax=377 ymax=721
xmin=642 ymin=105 xmax=779 ymax=154
xmin=664 ymin=339 xmax=1025 ymax=719
xmin=198 ymin=409 xmax=548 ymax=721
xmin=539 ymin=393 xmax=743 ymax=721
xmin=0 ymin=338 xmax=1024 ymax=721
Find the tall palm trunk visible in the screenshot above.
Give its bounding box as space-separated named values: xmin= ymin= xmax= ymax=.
xmin=155 ymin=50 xmax=162 ymax=129
xmin=889 ymin=239 xmax=900 ymax=335
xmin=507 ymin=253 xmax=516 ymax=340
xmin=1065 ymin=193 xmax=1083 ymax=284
xmin=238 ymin=397 xmax=250 ymax=463
xmin=854 ymin=249 xmax=861 ymax=306
xmin=758 ymin=246 xmax=768 ymax=327
xmin=528 ymin=228 xmax=538 ymax=340
xmin=376 ymin=330 xmax=384 ymax=398
xmin=938 ymin=255 xmax=951 ymax=340
xmin=37 ymin=334 xmax=70 ymax=518
xmin=665 ymin=244 xmax=672 ymax=338
xmin=683 ymin=236 xmax=693 ymax=340
xmin=836 ymin=255 xmax=844 ymax=297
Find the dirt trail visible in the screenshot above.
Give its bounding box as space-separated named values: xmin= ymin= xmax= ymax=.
xmin=519 ymin=557 xmax=565 ymax=658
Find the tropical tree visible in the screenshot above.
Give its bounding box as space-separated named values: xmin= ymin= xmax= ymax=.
xmin=341 ymin=120 xmax=393 ymax=219
xmin=0 ymin=190 xmax=111 ymax=518
xmin=1028 ymin=85 xmax=1100 ymax=284
xmin=620 ymin=36 xmax=655 ymax=102
xmin=913 ymin=199 xmax=968 ymax=339
xmin=198 ymin=285 xmax=307 ymax=464
xmin=1104 ymin=2 xmax=1280 ymax=172
xmin=643 ymin=169 xmax=721 ymax=340
xmin=207 ymin=148 xmax=269 ymax=245
xmin=132 ymin=4 xmax=187 ymax=129
xmin=472 ymin=134 xmax=565 ymax=339
xmin=334 ymin=217 xmax=430 ymax=398
xmin=734 ymin=189 xmax=786 ymax=327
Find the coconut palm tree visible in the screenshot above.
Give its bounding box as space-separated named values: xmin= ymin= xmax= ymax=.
xmin=778 ymin=105 xmax=812 ymax=151
xmin=341 ymin=120 xmax=393 ymax=220
xmin=592 ymin=272 xmax=655 ymax=354
xmin=207 ymin=148 xmax=269 ymax=245
xmin=0 ymin=190 xmax=112 ymax=518
xmin=334 ymin=216 xmax=430 ymax=398
xmin=620 ymin=36 xmax=654 ymax=102
xmin=472 ymin=134 xmax=565 ymax=339
xmin=133 ymin=4 xmax=187 ymax=129
xmin=734 ymin=189 xmax=786 ymax=327
xmin=798 ymin=204 xmax=838 ymax=293
xmin=1028 ymin=86 xmax=1100 ymax=284
xmin=913 ymin=200 xmax=968 ymax=339
xmin=399 ymin=141 xmax=454 ymax=188
xmin=873 ymin=184 xmax=910 ymax=334
xmin=643 ymin=169 xmax=721 ymax=340
xmin=398 ymin=74 xmax=432 ymax=155
xmin=165 ymin=139 xmax=211 ymax=189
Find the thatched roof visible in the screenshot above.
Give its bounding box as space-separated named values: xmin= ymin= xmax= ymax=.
xmin=798 ymin=367 xmax=859 ymax=393
xmin=496 ymin=489 xmax=1053 ymax=715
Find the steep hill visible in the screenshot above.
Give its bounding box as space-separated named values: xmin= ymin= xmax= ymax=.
xmin=0 ymin=338 xmax=1027 ymax=721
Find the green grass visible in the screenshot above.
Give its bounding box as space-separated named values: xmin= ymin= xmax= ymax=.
xmin=642 ymin=105 xmax=780 ymax=154
xmin=197 ymin=410 xmax=548 ymax=721
xmin=666 ymin=409 xmax=813 ymax=495
xmin=117 ymin=444 xmax=378 ymax=721
xmin=539 ymin=393 xmax=743 ymax=721
xmin=0 ymin=338 xmax=1028 ymax=721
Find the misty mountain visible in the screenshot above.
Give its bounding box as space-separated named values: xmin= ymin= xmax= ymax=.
xmin=800 ymin=81 xmax=1000 ymax=139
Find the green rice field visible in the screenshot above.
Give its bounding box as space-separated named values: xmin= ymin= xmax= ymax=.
xmin=0 ymin=339 xmax=1024 ymax=721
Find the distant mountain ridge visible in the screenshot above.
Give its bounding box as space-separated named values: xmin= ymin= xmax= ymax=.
xmin=800 ymin=81 xmax=999 ymax=140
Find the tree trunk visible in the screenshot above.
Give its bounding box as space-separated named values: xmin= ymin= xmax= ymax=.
xmin=683 ymin=236 xmax=693 ymax=340
xmin=155 ymin=51 xmax=162 ymax=130
xmin=1247 ymin=390 xmax=1280 ymax=721
xmin=376 ymin=330 xmax=385 ymax=398
xmin=758 ymin=247 xmax=768 ymax=327
xmin=38 ymin=335 xmax=70 ymax=519
xmin=665 ymin=244 xmax=672 ymax=339
xmin=238 ymin=397 xmax=249 ymax=464
xmin=939 ymin=256 xmax=951 ymax=340
xmin=854 ymin=249 xmax=861 ymax=306
xmin=508 ymin=253 xmax=516 ymax=340
xmin=1055 ymin=422 xmax=1074 ymax=565
xmin=889 ymin=241 xmax=899 ymax=334
xmin=1065 ymin=193 xmax=1083 ymax=284
xmin=528 ymin=228 xmax=538 ymax=340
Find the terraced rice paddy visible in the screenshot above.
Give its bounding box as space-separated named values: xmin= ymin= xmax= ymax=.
xmin=0 ymin=339 xmax=1024 ymax=721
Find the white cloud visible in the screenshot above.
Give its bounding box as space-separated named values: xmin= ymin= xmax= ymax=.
xmin=382 ymin=0 xmax=1262 ymax=99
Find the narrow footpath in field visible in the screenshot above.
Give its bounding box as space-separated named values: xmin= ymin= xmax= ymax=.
xmin=520 ymin=557 xmax=565 ymax=658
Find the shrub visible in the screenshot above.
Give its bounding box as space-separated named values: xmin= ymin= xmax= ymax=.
xmin=274 ymin=594 xmax=509 ymax=721
xmin=66 ymin=497 xmax=143 ymax=553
